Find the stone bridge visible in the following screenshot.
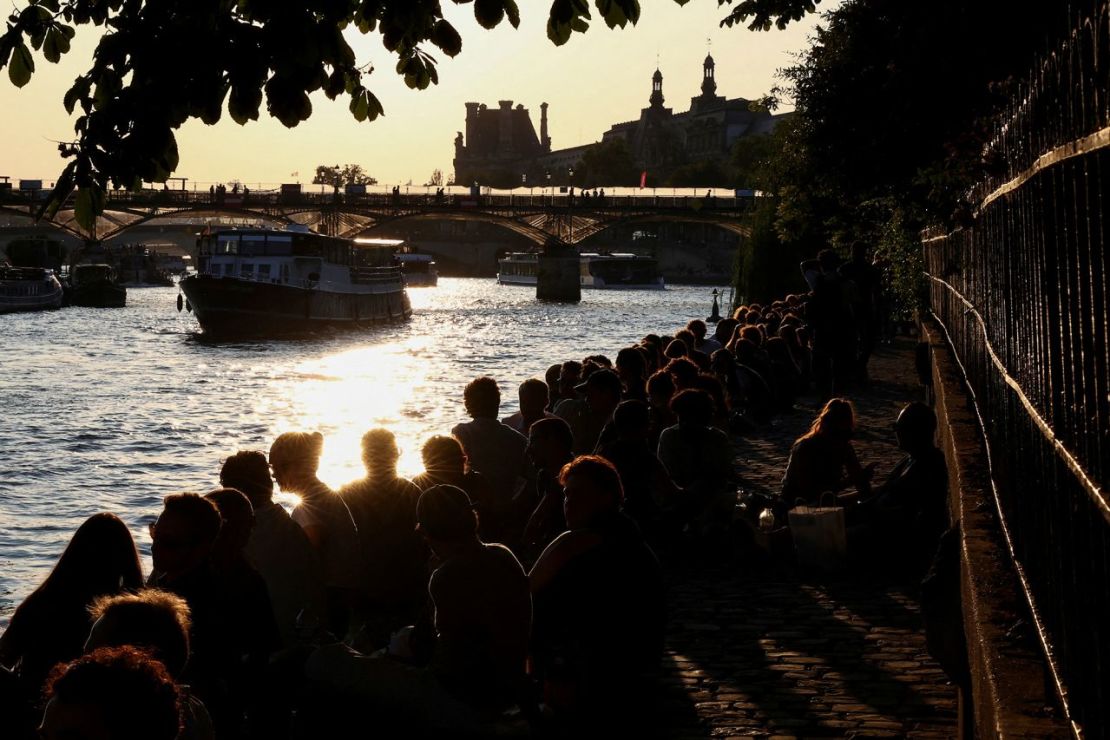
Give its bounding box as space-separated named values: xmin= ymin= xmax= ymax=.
xmin=0 ymin=188 xmax=753 ymax=246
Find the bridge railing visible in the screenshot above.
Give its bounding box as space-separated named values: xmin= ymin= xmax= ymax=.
xmin=0 ymin=186 xmax=756 ymax=214
xmin=924 ymin=2 xmax=1108 ymax=735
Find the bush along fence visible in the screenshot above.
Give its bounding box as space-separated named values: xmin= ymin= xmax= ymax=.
xmin=923 ymin=2 xmax=1109 ymax=737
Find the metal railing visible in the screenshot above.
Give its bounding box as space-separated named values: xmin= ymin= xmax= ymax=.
xmin=924 ymin=2 xmax=1109 ymax=736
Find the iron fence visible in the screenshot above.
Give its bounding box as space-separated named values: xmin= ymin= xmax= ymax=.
xmin=924 ymin=2 xmax=1109 ymax=736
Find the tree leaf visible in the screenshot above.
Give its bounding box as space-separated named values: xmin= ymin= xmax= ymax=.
xmin=74 ymin=184 xmax=106 ymax=234
xmin=474 ymin=0 xmax=505 ymax=30
xmin=8 ymin=43 xmax=34 ymax=88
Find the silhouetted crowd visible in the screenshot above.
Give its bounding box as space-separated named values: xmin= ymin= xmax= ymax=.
xmin=1 ymin=245 xmax=950 ymax=739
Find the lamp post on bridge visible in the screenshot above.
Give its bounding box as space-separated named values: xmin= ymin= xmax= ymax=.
xmin=546 ymin=170 xmax=551 ymax=206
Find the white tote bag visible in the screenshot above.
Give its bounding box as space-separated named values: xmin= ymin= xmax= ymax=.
xmin=788 ymin=504 xmax=847 ymax=570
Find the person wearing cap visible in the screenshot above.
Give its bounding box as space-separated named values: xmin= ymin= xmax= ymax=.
xmin=561 ymin=368 xmax=623 ymax=456
xmin=305 ymin=485 xmax=531 ymax=732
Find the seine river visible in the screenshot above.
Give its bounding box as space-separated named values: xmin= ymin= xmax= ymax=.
xmin=0 ymin=278 xmax=721 ymax=626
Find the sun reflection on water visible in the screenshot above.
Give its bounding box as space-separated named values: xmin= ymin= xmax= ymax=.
xmin=259 ymin=336 xmax=433 ymax=488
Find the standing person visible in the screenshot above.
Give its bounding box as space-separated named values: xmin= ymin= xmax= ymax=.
xmin=839 ymin=241 xmax=883 ymax=381
xmin=805 ymin=249 xmax=857 ymax=397
xmin=451 ymin=377 xmax=531 ymax=542
xmin=781 ymin=398 xmax=874 ymax=506
xmin=269 ymin=431 xmax=361 ymax=637
xmin=529 ymin=456 xmax=665 ymax=728
xmin=219 ymin=450 xmax=325 ymax=647
xmin=501 ymin=378 xmax=555 ymax=434
xmin=340 ymin=429 xmax=427 ymax=642
xmin=0 ymin=513 xmax=143 ymax=698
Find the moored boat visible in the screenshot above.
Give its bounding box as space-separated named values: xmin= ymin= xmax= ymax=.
xmin=497 ymin=251 xmax=664 ymax=289
xmin=67 ymin=263 xmax=127 ymax=308
xmin=179 ymin=227 xmax=411 ymax=336
xmin=0 ymin=266 xmax=65 ymax=313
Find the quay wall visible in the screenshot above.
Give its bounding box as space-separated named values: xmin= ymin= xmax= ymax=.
xmin=922 ymin=318 xmax=1068 ymax=738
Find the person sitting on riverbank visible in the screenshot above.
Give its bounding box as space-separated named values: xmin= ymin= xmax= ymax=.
xmin=845 ymin=402 xmax=949 ymax=568
xmin=646 ymin=369 xmax=677 ymax=448
xmin=597 ymin=400 xmax=680 ymax=548
xmin=412 ymin=434 xmax=491 ymax=523
xmin=39 ymin=646 xmax=182 ymax=740
xmin=305 ymin=485 xmax=532 ymax=734
xmin=219 ymin=450 xmax=324 ymax=647
xmin=501 ymin=378 xmax=555 ymax=434
xmin=519 ymin=418 xmax=575 ymax=565
xmin=270 ymin=432 xmax=362 ymax=638
xmin=781 ymin=398 xmax=874 ymax=506
xmin=84 ymin=590 xmax=214 ymax=740
xmin=664 ymin=357 xmax=700 ymax=391
xmin=560 ymin=368 xmax=622 ymax=455
xmin=544 ymin=364 xmax=563 ymax=412
xmin=341 ymin=429 xmax=427 ymax=644
xmin=529 ymin=456 xmax=665 ymax=727
xmin=657 ymin=389 xmax=737 ymax=534
xmin=452 ymin=377 xmax=531 ymax=543
xmin=203 ymin=488 xmax=281 ymax=728
xmin=147 ymin=493 xmax=233 ymax=729
xmin=687 ymin=319 xmax=722 ymax=355
xmin=615 ymin=346 xmax=648 ymax=402
xmin=0 ymin=513 xmax=143 ymax=700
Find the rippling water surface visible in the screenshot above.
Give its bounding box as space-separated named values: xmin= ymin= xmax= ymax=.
xmin=0 ymin=279 xmax=719 ymax=625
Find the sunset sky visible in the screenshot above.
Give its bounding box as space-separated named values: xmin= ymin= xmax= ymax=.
xmin=0 ymin=2 xmax=831 ymax=189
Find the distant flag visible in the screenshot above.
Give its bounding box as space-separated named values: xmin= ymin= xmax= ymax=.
xmin=639 ymin=171 xmax=647 ymax=189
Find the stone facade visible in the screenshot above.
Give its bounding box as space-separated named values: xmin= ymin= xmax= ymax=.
xmin=452 ymin=55 xmax=788 ymax=187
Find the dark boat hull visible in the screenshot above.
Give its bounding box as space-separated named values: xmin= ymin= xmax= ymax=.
xmin=68 ymin=281 xmax=127 ymax=308
xmin=179 ymin=274 xmax=411 ymax=336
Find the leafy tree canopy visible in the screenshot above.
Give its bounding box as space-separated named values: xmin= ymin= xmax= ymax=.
xmin=312 ymin=164 xmax=377 ymax=188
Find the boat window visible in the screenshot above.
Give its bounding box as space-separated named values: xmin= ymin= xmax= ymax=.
xmin=241 ymin=235 xmax=267 ymax=256
xmin=217 ymin=235 xmax=239 ymax=254
xmin=223 ymin=262 xmax=235 ymax=276
xmin=267 ymin=235 xmax=293 ymax=256
xmin=240 ymin=263 xmax=255 ymax=278
xmin=258 ymin=264 xmax=272 ymax=280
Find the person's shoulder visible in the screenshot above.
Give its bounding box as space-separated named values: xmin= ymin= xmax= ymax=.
xmin=482 ymin=542 xmax=528 ymax=575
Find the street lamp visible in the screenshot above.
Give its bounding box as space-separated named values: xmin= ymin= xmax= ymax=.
xmin=545 ymin=170 xmax=551 ymax=204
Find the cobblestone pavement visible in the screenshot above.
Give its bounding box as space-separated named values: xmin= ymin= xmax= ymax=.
xmin=657 ymin=340 xmax=959 ymax=738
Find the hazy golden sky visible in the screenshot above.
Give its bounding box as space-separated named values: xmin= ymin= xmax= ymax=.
xmin=0 ymin=2 xmax=831 ymax=189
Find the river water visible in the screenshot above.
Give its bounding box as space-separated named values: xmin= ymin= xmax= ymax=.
xmin=0 ymin=278 xmax=720 ymax=626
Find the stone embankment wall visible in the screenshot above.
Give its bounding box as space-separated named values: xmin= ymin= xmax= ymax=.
xmin=922 ymin=318 xmax=1069 ymax=738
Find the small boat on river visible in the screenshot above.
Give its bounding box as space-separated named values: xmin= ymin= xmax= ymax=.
xmin=0 ymin=266 xmax=65 ymax=313
xmin=67 ymin=263 xmax=127 ymax=308
xmin=498 ymin=251 xmax=665 ymax=290
xmin=179 ymin=227 xmax=411 ymax=335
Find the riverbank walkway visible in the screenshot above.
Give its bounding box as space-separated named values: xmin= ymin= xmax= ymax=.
xmin=657 ymin=338 xmax=958 ymax=738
